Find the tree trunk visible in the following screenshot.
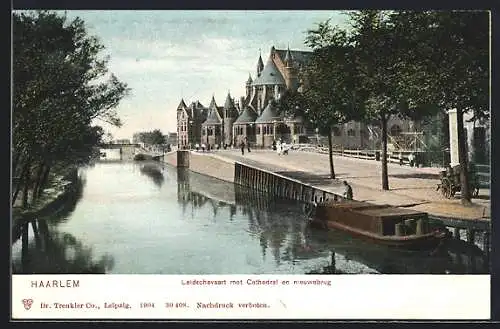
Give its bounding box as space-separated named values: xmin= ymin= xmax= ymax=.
xmin=12 ymin=159 xmax=30 ymax=206
xmin=22 ymin=168 xmax=32 ymax=209
xmin=12 ymin=150 xmax=22 ymax=178
xmin=37 ymin=165 xmax=52 ymax=198
xmin=456 ymin=108 xmax=472 ymax=205
xmin=327 ymin=127 xmax=336 ymax=179
xmin=31 ymin=163 xmax=46 ymax=204
xmin=381 ymin=114 xmax=389 ymax=190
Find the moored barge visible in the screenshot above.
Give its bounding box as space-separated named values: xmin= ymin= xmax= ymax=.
xmin=309 ymin=200 xmax=448 ymax=249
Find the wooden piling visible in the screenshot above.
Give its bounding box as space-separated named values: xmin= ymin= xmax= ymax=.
xmin=395 ymin=223 xmax=406 ymax=236
xmin=415 ymin=218 xmax=427 ymax=235
xmin=177 ymin=150 xmax=190 ymax=168
xmin=483 ymin=231 xmax=490 ymax=251
xmin=466 ymin=229 xmax=476 ymax=244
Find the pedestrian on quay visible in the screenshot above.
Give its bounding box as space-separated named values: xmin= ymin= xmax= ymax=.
xmin=408 ymin=153 xmax=415 ymax=167
xmin=240 ymin=141 xmax=245 ymax=155
xmin=201 ymin=143 xmax=206 ymax=152
xmin=195 ymin=143 xmax=200 ymax=152
xmin=399 ymin=152 xmax=404 ymax=166
xmin=343 ymin=181 xmax=353 ymax=200
xmin=245 ymin=137 xmax=251 ymax=153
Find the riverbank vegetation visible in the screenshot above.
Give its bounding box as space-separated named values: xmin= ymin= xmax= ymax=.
xmin=279 ymin=10 xmax=489 ymax=205
xmin=12 ymin=10 xmax=130 ymax=209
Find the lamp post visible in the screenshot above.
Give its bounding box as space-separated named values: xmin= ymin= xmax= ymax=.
xmin=189 ymin=120 xmax=193 ymax=149
xmin=272 ymin=120 xmax=277 ymax=142
xmin=294 ymin=105 xmax=300 ymax=143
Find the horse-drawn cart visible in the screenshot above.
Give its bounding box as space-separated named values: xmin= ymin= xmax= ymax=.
xmin=437 ymin=163 xmax=479 ymax=198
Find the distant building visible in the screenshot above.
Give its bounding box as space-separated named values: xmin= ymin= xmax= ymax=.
xmin=114 ymin=139 xmax=131 ymax=144
xmin=167 ymin=132 xmax=178 ymax=147
xmin=176 ymin=45 xmax=435 ymax=151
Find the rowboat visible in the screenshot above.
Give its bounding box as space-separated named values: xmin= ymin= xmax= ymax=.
xmin=309 ymin=200 xmax=449 ymax=250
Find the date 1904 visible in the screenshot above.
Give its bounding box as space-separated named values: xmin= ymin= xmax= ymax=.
xmin=140 ymin=302 xmax=155 ymax=308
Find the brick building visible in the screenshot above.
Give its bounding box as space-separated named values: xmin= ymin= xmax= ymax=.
xmin=176 ymin=45 xmax=423 ymax=150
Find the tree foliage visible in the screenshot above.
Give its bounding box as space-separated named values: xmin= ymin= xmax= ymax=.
xmin=279 ymin=10 xmax=488 ymax=199
xmin=135 ymin=129 xmax=166 ymax=145
xmin=12 ymin=10 xmax=130 ymax=207
xmin=279 ymin=19 xmax=364 ymax=179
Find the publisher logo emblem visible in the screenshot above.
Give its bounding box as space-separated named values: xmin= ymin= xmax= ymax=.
xmin=22 ymin=299 xmax=34 ymax=310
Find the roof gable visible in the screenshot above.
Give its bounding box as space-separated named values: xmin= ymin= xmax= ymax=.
xmin=255 ymin=101 xmax=282 ymax=123
xmin=234 ymin=107 xmax=258 ymax=124
xmin=252 ymin=56 xmax=286 ymax=86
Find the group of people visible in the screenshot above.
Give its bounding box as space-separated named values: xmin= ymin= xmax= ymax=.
xmin=272 ymin=139 xmax=289 ymax=156
xmin=240 ymin=137 xmax=251 ymax=155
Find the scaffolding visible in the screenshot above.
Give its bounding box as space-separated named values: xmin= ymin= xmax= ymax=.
xmin=388 ymin=132 xmax=427 ymax=152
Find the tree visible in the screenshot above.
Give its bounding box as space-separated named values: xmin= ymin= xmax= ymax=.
xmin=12 ymin=11 xmax=130 ymax=207
xmin=279 ymin=19 xmax=364 ymax=179
xmin=347 ymin=10 xmax=410 ymax=190
xmin=419 ymin=11 xmax=489 ymax=205
xmin=149 ymin=129 xmax=166 ymax=145
xmin=388 ymin=10 xmax=489 ymax=205
xmin=135 ymin=129 xmax=166 ymax=146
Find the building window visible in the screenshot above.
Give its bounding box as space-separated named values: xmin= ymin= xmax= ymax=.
xmin=347 ymin=129 xmax=356 ymax=137
xmin=256 ymin=126 xmax=261 ymax=134
xmin=333 ymin=127 xmax=341 ymax=136
xmin=390 ymin=125 xmax=402 ymax=136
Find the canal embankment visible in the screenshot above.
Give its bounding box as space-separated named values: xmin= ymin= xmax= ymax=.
xmin=12 ymin=167 xmax=81 ymax=244
xmin=163 ymin=149 xmax=490 ymax=249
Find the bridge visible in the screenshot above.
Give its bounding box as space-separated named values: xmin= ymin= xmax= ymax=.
xmin=98 ymin=144 xmax=165 ymax=161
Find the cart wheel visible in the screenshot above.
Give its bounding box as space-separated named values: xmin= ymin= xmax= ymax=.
xmin=446 ymin=187 xmax=454 ymax=199
xmin=440 ymin=186 xmax=448 ymax=197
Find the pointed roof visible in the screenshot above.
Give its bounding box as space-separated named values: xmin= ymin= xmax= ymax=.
xmin=224 ymin=92 xmax=235 ymax=109
xmin=202 ymin=108 xmax=222 ymax=125
xmin=252 ymin=56 xmax=286 ymax=86
xmin=257 ymin=54 xmax=264 ymax=73
xmin=234 ymin=107 xmax=258 ymax=124
xmin=223 ymin=92 xmax=239 ymax=118
xmin=284 ymin=47 xmax=293 ymax=65
xmin=203 ymin=95 xmax=222 ymax=125
xmin=208 ymin=95 xmax=217 ymax=110
xmin=275 ymin=48 xmax=312 ymax=68
xmin=177 ymin=98 xmax=188 ymax=110
xmin=246 ymin=73 xmax=253 ymax=85
xmin=255 ymin=101 xmax=282 ymax=123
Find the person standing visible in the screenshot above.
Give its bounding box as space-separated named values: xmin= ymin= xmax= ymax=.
xmin=343 ymin=181 xmax=353 ymax=200
xmin=240 ymin=140 xmax=245 ymax=155
xmin=245 ymin=137 xmax=251 ymax=153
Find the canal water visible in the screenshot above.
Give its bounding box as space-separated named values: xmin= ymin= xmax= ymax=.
xmin=11 ymin=161 xmax=489 ymax=275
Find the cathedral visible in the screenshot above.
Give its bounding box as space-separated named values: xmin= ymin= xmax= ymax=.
xmin=177 ymin=46 xmax=428 ymax=152
xmin=177 ymin=46 xmax=312 ymax=148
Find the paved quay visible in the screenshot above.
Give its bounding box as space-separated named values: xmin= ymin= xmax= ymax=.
xmin=194 ymin=149 xmax=490 ymax=222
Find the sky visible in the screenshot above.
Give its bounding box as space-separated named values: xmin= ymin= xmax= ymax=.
xmin=59 ymin=10 xmax=348 ymax=140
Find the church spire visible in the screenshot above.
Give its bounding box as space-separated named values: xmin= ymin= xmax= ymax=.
xmin=285 ymin=46 xmax=293 ymax=67
xmin=246 ymin=73 xmax=253 ymax=85
xmin=257 ymin=49 xmax=264 ymax=77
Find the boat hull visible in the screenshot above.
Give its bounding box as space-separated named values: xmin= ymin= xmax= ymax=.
xmin=310 ymin=217 xmax=447 ymax=250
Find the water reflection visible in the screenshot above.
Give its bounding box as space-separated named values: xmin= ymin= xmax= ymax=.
xmin=12 ymin=172 xmax=115 ymax=274
xmin=177 ymin=168 xmax=489 ymax=274
xmin=11 ymin=163 xmax=489 ymax=274
xmin=140 ymin=162 xmax=164 ymax=187
xmin=12 ymin=218 xmax=115 ymax=274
